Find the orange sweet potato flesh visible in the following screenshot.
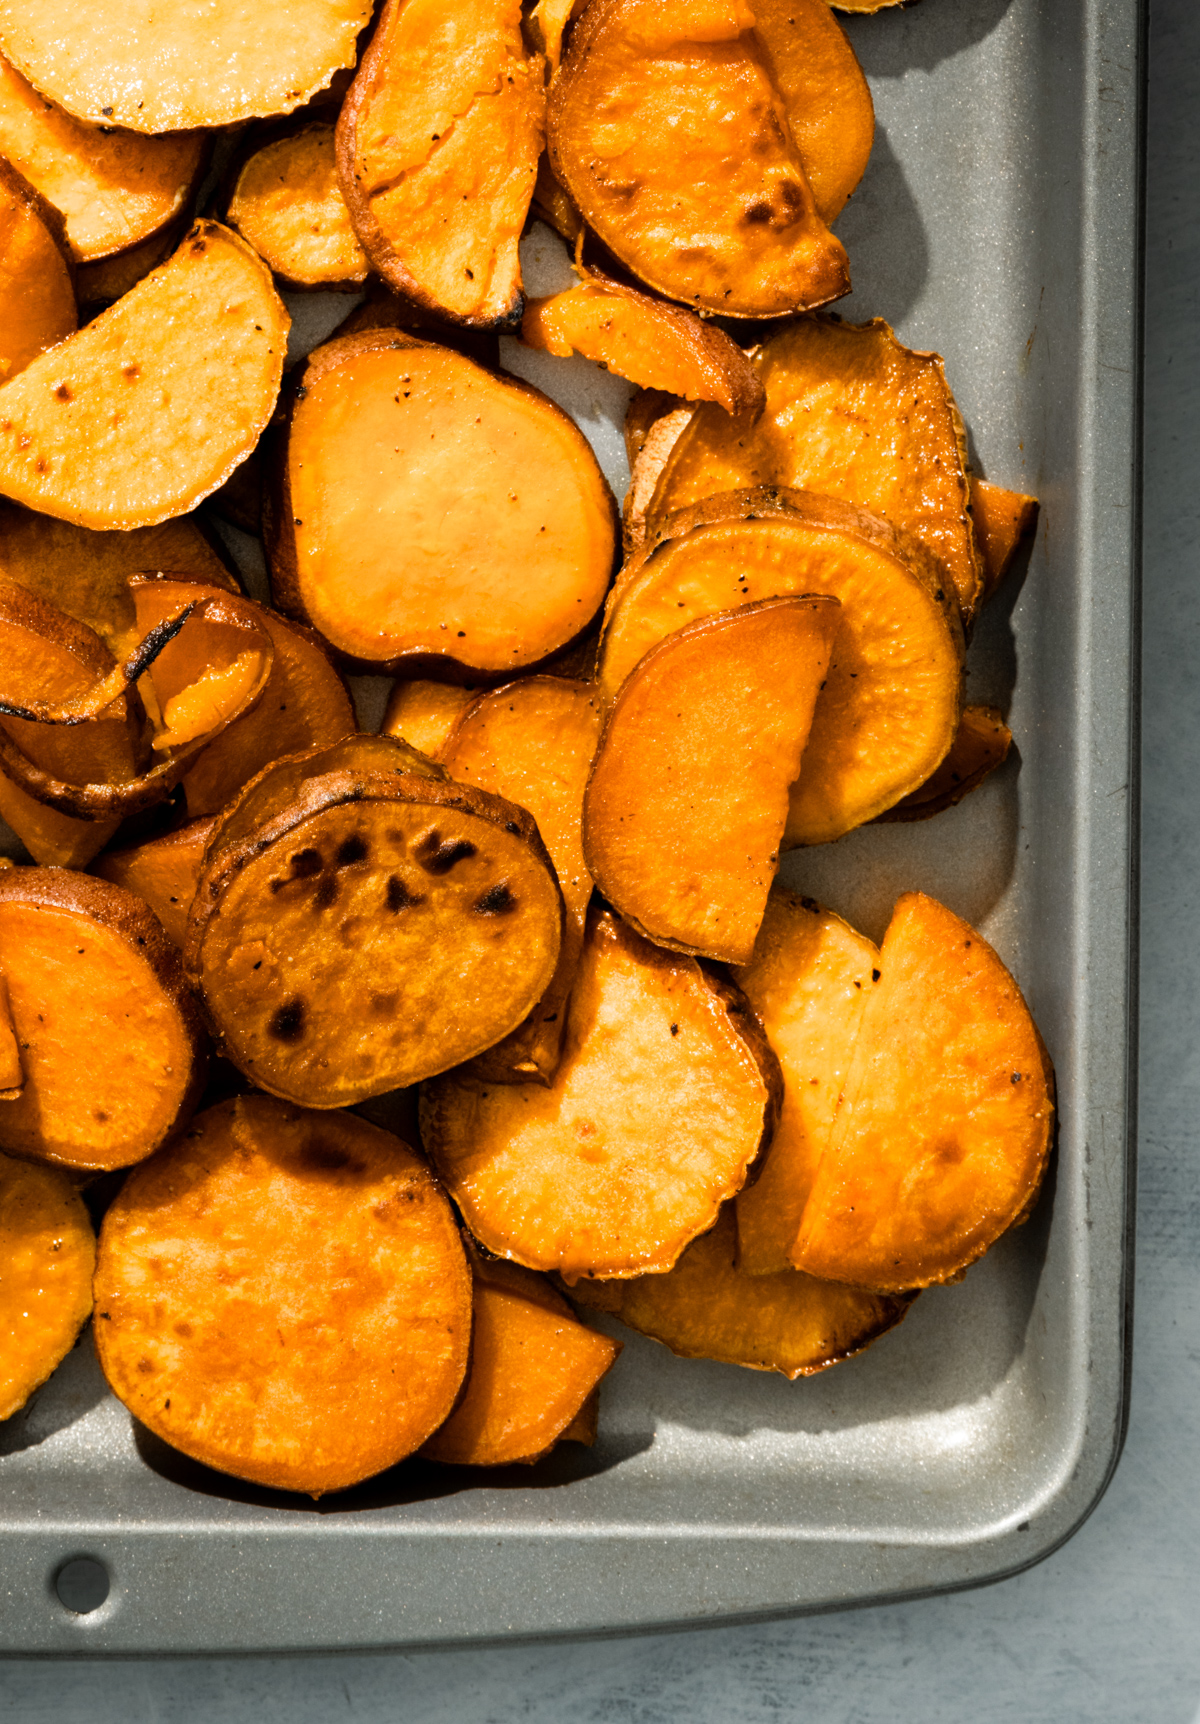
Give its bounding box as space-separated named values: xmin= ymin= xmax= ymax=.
xmin=0 ymin=1149 xmax=95 ymax=1419
xmin=227 ymin=124 xmax=368 ymax=291
xmin=93 ymin=817 xmax=217 ymax=948
xmin=0 ymin=868 xmax=206 ymax=1171
xmin=0 ymin=972 xmax=21 ymax=1093
xmin=570 ymin=1205 xmax=912 ymax=1378
xmin=337 ymin=0 xmax=544 ymax=328
xmin=382 ymin=681 xmax=482 ymax=758
xmin=584 ymin=595 xmax=841 ymax=964
xmin=187 ymin=767 xmax=563 ymax=1107
xmin=0 ymin=155 xmax=75 ymax=383
xmin=547 ymin=0 xmax=849 ymax=318
xmin=652 ymin=317 xmax=984 ymax=620
xmin=598 ymin=488 xmax=965 ymax=845
xmin=522 ymin=281 xmax=765 ymax=414
xmin=877 ymin=704 xmax=1011 ymax=824
xmin=0 ymin=55 xmax=206 ymax=264
xmin=0 ymin=0 xmax=371 ymax=133
xmin=421 ymin=905 xmax=782 ymax=1280
xmin=732 ymin=890 xmax=876 ymax=1275
xmin=268 ymin=329 xmax=616 ymax=675
xmin=0 ymin=221 xmax=288 ymax=530
xmin=441 ymin=677 xmax=602 ymax=1082
xmin=971 ymin=477 xmax=1039 ymax=605
xmin=94 ymin=1096 xmax=471 ymax=1496
xmin=792 ymin=893 xmax=1055 ymax=1292
xmin=622 ymin=393 xmax=694 ymax=553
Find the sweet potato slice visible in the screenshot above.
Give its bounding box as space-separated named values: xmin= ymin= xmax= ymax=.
xmin=877 ymin=704 xmax=1011 ymax=824
xmin=530 ymin=153 xmax=584 ymax=246
xmin=382 ymin=681 xmax=481 ymax=759
xmin=94 ymin=1096 xmax=470 ymax=1495
xmin=651 ymin=317 xmax=984 ymax=620
xmin=187 ymin=762 xmax=563 ymax=1107
xmin=0 ymin=155 xmax=75 ymax=382
xmin=268 ymin=329 xmax=616 ymax=675
xmin=0 ymin=0 xmax=371 ymax=134
xmin=570 ymin=1205 xmax=911 ymax=1377
xmin=971 ymin=477 xmax=1039 ymax=605
xmin=422 ymin=1250 xmax=620 ymax=1466
xmin=731 ymin=890 xmax=876 ymax=1275
xmin=74 ymin=222 xmax=180 ymax=309
xmin=93 ymin=817 xmax=217 ymax=948
xmin=528 ymin=0 xmax=589 ymax=73
xmin=0 ymin=56 xmax=206 ymax=264
xmin=227 ymin=124 xmax=368 ymax=292
xmin=522 ymin=279 xmax=765 ymax=414
xmin=337 ymin=0 xmax=544 ymax=328
xmin=0 ymin=1149 xmax=95 ymax=1420
xmin=0 ymin=220 xmax=288 ymax=530
xmin=546 ymin=0 xmax=848 ymax=318
xmin=792 ymin=893 xmax=1055 ymax=1292
xmin=597 ymin=489 xmax=965 ymax=845
xmin=441 ymin=677 xmax=602 ymax=1082
xmin=622 ymin=393 xmax=695 ymax=554
xmin=584 ymin=595 xmax=840 ymax=964
xmin=0 ymin=868 xmax=205 ymax=1171
xmin=422 ymin=906 xmax=781 ymax=1280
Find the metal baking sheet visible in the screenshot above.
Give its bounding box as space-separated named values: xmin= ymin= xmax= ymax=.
xmin=0 ymin=0 xmax=1142 ymax=1653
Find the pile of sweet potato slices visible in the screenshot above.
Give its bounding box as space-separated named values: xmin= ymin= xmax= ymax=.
xmin=0 ymin=0 xmax=1049 ymax=1498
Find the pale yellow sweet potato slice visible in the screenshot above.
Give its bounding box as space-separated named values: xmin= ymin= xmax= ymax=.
xmin=441 ymin=677 xmax=602 ymax=1082
xmin=0 ymin=868 xmax=206 ymax=1171
xmin=93 ymin=817 xmax=217 ymax=948
xmin=0 ymin=154 xmax=75 ymax=382
xmin=731 ymin=890 xmax=876 ymax=1275
xmin=186 ymin=761 xmax=563 ymax=1107
xmin=597 ymin=488 xmax=965 ymax=845
xmin=877 ymin=704 xmax=1011 ymax=824
xmin=95 ymin=1096 xmax=470 ymax=1496
xmin=971 ymin=477 xmax=1039 ymax=605
xmin=227 ymin=124 xmax=368 ymax=292
xmin=422 ymin=906 xmax=781 ymax=1280
xmin=337 ymin=0 xmax=544 ymax=328
xmin=0 ymin=1149 xmax=95 ymax=1420
xmin=382 ymin=680 xmax=481 ymax=758
xmin=570 ymin=1205 xmax=911 ymax=1377
xmin=422 ymin=1251 xmax=620 ymax=1466
xmin=0 ymin=0 xmax=371 ymax=134
xmin=0 ymin=55 xmax=206 ymax=263
xmin=792 ymin=893 xmax=1055 ymax=1292
xmin=0 ymin=220 xmax=288 ymax=530
xmin=546 ymin=0 xmax=849 ymax=318
xmin=651 ymin=317 xmax=984 ymax=620
xmin=584 ymin=595 xmax=840 ymax=964
xmin=267 ymin=329 xmax=616 ymax=674
xmin=522 ymin=278 xmax=765 ymax=414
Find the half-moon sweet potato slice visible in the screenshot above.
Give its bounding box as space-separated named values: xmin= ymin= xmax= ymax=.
xmin=0 ymin=0 xmax=371 ymax=134
xmin=0 ymin=1148 xmax=95 ymax=1420
xmin=651 ymin=317 xmax=984 ymax=620
xmin=422 ymin=1249 xmax=620 ymax=1466
xmin=421 ymin=905 xmax=781 ymax=1280
xmin=584 ymin=595 xmax=841 ymax=964
xmin=0 ymin=55 xmax=207 ymax=264
xmin=382 ymin=680 xmax=482 ymax=759
xmin=267 ymin=329 xmax=616 ymax=675
xmin=0 ymin=868 xmax=206 ymax=1171
xmin=597 ymin=488 xmax=965 ymax=845
xmin=0 ymin=220 xmax=288 ymax=530
xmin=971 ymin=477 xmax=1039 ymax=605
xmin=187 ymin=760 xmax=563 ymax=1107
xmin=227 ymin=124 xmax=368 ymax=292
xmin=876 ymin=704 xmax=1011 ymax=824
xmin=792 ymin=893 xmax=1055 ymax=1292
xmin=337 ymin=0 xmax=544 ymax=328
xmin=93 ymin=816 xmax=217 ymax=948
xmin=569 ymin=1204 xmax=911 ymax=1378
xmin=441 ymin=677 xmax=602 ymax=1082
xmin=522 ymin=278 xmax=765 ymax=414
xmin=94 ymin=1095 xmax=471 ymax=1496
xmin=0 ymin=154 xmax=75 ymax=382
xmin=546 ymin=0 xmax=849 ymax=318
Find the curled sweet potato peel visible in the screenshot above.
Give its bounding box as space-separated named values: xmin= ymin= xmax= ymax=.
xmin=0 ymin=155 xmax=75 ymax=383
xmin=0 ymin=1148 xmax=95 ymax=1420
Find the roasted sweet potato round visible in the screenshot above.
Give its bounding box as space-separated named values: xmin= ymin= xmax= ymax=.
xmin=0 ymin=868 xmax=206 ymax=1171
xmin=0 ymin=1148 xmax=95 ymax=1420
xmin=267 ymin=329 xmax=616 ymax=675
xmin=422 ymin=906 xmax=782 ymax=1281
xmin=382 ymin=680 xmax=482 ymax=759
xmin=227 ymin=124 xmax=368 ymax=292
xmin=0 ymin=153 xmax=75 ymax=383
xmin=94 ymin=1096 xmax=471 ymax=1496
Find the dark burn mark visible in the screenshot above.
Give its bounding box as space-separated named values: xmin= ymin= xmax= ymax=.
xmin=670 ymin=1023 xmax=679 ymax=1036
xmin=505 ymin=821 xmax=520 ymax=835
xmin=414 ymin=829 xmax=476 ymax=874
xmin=314 ymin=876 xmax=338 ymax=910
xmin=872 ymin=969 xmax=881 ymax=982
xmin=1011 ymin=1072 xmax=1023 ymax=1084
xmin=290 ymin=847 xmax=323 ymax=878
xmin=300 ymin=1142 xmax=363 ymax=1175
xmin=386 ymin=875 xmax=422 ymax=912
xmin=336 ymin=834 xmax=368 ymax=866
xmin=54 ymin=383 xmax=72 ymax=401
xmin=473 ymin=882 xmax=516 ymax=915
xmin=268 ymin=998 xmax=306 ymax=1043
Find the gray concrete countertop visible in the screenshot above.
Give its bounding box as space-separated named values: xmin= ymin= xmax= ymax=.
xmin=2 ymin=0 xmax=1197 ymax=1714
